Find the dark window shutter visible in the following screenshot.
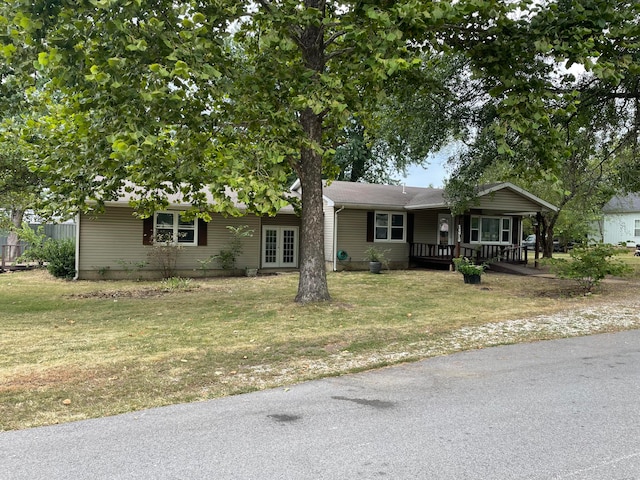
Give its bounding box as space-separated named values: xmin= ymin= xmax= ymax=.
xmin=366 ymin=211 xmax=374 ymax=242
xmin=143 ymin=217 xmax=154 ymax=245
xmin=198 ymin=218 xmax=208 ymax=246
xmin=406 ymin=213 xmax=414 ymax=243
xmin=463 ymin=214 xmax=470 ymax=244
xmin=511 ymin=217 xmax=519 ymax=245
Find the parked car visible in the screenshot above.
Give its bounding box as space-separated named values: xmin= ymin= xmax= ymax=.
xmin=522 ymin=234 xmax=560 ymax=252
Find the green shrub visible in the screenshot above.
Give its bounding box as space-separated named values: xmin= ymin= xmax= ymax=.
xmin=21 ymin=237 xmax=76 ymax=279
xmin=547 ymin=242 xmax=631 ymax=294
xmin=43 ymin=239 xmax=76 ymax=279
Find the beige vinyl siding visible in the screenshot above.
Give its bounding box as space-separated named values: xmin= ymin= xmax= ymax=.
xmin=78 ymin=208 xmax=147 ymax=275
xmin=78 ymin=207 xmax=262 ymax=279
xmin=477 ymin=190 xmax=541 ymax=212
xmin=323 ymin=202 xmax=335 ymax=261
xmin=202 ymin=215 xmax=261 ymax=270
xmin=335 ymin=209 xmax=409 ymax=268
xmin=412 ymin=210 xmax=441 ymax=244
xmin=261 ymin=213 xmax=301 ymax=227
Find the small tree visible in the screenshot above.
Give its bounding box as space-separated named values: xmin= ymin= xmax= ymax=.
xmin=214 ymin=225 xmax=254 ymax=272
xmin=16 ymin=223 xmax=47 ymax=264
xmin=547 ymin=243 xmax=631 ymax=294
xmin=146 ymin=241 xmax=181 ymax=279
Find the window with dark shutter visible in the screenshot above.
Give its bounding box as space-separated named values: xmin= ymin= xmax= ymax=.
xmin=511 ymin=217 xmax=519 ymax=245
xmin=143 ymin=217 xmax=154 ymax=245
xmin=198 ymin=219 xmax=208 ymax=246
xmin=366 ymin=211 xmax=374 ymax=242
xmin=406 ymin=213 xmax=414 ymax=243
xmin=463 ymin=215 xmax=471 ymax=244
xmin=144 ymin=213 xmax=206 ymax=246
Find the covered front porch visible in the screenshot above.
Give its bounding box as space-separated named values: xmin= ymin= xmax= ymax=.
xmin=409 ymin=242 xmax=532 ymax=269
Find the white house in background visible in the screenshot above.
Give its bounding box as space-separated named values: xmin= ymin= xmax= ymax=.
xmin=597 ymin=194 xmax=640 ymax=246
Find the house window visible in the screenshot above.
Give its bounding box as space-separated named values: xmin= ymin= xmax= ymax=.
xmin=470 ymin=216 xmax=511 ymax=245
xmin=154 ymin=211 xmax=198 ymax=245
xmin=375 ymin=211 xmax=406 ymax=242
xmin=635 ymin=219 xmax=640 ymax=237
xmin=471 ymin=217 xmax=480 ymax=242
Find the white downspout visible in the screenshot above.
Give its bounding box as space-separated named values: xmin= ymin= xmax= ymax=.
xmin=333 ymin=206 xmax=345 ymax=271
xmin=73 ymin=213 xmax=81 ymax=280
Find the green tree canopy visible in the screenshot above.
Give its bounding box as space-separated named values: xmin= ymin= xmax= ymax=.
xmin=6 ymin=0 xmax=493 ymax=301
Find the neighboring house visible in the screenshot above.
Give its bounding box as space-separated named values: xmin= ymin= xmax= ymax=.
xmin=319 ymin=180 xmax=558 ymax=271
xmin=75 ymin=181 xmax=557 ymax=279
xmin=595 ymin=194 xmax=640 ymax=246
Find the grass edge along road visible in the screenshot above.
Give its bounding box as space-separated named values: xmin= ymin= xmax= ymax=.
xmin=2 ymin=264 xmax=640 ymax=431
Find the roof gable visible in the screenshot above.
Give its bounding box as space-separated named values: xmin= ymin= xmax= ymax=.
xmin=603 ymin=194 xmax=640 ymax=213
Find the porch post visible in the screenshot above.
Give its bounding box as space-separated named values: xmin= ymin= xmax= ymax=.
xmin=454 ymin=215 xmax=461 ymax=258
xmin=535 ymin=212 xmax=541 ymax=268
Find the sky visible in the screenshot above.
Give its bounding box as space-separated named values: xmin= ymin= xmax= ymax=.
xmin=395 ymin=146 xmax=457 ymax=188
xmin=399 ymin=157 xmax=449 ymax=188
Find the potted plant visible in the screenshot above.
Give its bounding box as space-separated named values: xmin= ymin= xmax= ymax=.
xmin=452 ymin=257 xmax=486 ymax=284
xmin=364 ymin=246 xmax=388 ymax=274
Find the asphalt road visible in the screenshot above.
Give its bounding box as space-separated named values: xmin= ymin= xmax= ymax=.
xmin=2 ymin=330 xmax=640 ymax=480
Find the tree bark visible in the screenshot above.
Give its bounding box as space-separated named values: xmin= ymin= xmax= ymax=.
xmin=295 ymin=109 xmax=331 ymax=303
xmin=5 ymin=207 xmax=25 ymax=262
xmin=293 ymin=0 xmax=331 ymax=303
xmin=539 ymin=212 xmax=558 ymax=259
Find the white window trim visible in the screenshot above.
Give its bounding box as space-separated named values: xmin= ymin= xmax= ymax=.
xmin=374 ymin=211 xmax=406 ymax=243
xmin=635 ymin=219 xmax=640 ymax=237
xmin=470 ymin=215 xmax=512 ymax=245
xmin=153 ymin=211 xmax=199 ymax=246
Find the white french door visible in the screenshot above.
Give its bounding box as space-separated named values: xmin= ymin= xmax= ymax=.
xmin=262 ymin=226 xmax=299 ymax=268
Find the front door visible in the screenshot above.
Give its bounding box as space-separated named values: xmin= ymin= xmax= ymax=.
xmin=262 ymin=226 xmax=299 ymax=268
xmin=438 ymin=215 xmax=452 ymax=244
xmin=437 ymin=214 xmax=452 ymax=256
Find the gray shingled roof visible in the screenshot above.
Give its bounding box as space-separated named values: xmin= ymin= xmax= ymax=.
xmin=322 ymin=180 xmax=558 ymax=212
xmin=322 ymin=181 xmax=444 ymax=208
xmin=603 ymin=194 xmax=640 ymax=213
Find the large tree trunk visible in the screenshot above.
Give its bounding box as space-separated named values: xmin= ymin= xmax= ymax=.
xmin=295 ymin=109 xmax=331 ymax=303
xmin=293 ymin=0 xmax=331 ymax=303
xmin=539 ymin=212 xmax=558 ymax=258
xmin=5 ymin=208 xmax=25 ymax=262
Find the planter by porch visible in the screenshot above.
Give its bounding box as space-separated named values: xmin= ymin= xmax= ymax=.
xmin=463 ymin=273 xmax=481 ymax=284
xmin=364 ymin=247 xmax=387 ymax=274
xmin=454 ymin=257 xmax=486 ymax=284
xmin=369 ymin=261 xmax=382 ymax=274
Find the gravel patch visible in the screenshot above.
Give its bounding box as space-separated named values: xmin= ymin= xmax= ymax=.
xmin=236 ymin=299 xmax=640 ymax=389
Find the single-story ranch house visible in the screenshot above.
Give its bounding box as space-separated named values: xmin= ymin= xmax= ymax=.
xmin=594 ymin=193 xmax=640 ymax=246
xmin=74 ymin=181 xmax=558 ymax=279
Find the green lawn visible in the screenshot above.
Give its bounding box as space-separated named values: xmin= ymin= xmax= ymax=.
xmin=2 ymin=261 xmax=639 ymax=431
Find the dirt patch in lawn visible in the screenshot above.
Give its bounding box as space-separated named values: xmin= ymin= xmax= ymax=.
xmin=69 ymin=288 xmax=167 ymax=299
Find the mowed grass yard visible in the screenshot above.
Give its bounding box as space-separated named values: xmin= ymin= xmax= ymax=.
xmin=2 ymin=254 xmax=640 ymax=431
